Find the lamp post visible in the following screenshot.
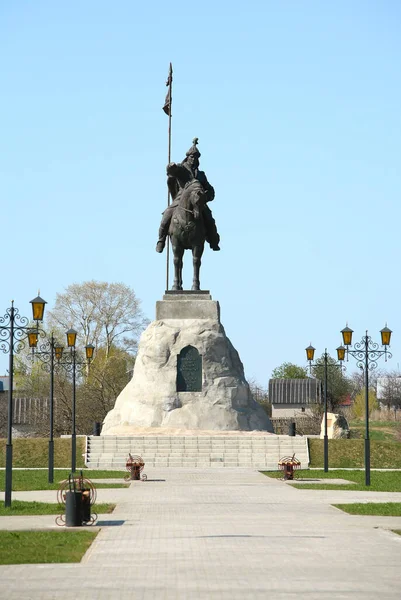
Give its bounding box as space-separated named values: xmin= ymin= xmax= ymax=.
xmin=29 ymin=333 xmax=62 ymax=484
xmin=55 ymin=330 xmax=94 ymax=473
xmin=305 ymin=345 xmax=346 ymax=472
xmin=341 ymin=325 xmax=392 ymax=486
xmin=0 ymin=295 xmax=46 ymax=507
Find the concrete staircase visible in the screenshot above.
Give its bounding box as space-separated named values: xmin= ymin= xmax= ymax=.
xmin=85 ymin=435 xmax=309 ymax=470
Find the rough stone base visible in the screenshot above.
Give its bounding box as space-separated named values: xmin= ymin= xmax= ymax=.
xmin=102 ymin=293 xmax=272 ymax=435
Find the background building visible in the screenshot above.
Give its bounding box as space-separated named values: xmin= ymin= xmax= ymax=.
xmin=268 ymin=378 xmax=322 ymax=418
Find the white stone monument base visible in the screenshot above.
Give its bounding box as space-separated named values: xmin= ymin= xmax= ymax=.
xmin=101 ymin=293 xmax=272 ymax=435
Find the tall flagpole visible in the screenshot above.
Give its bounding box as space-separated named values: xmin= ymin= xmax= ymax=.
xmin=166 ymin=63 xmax=173 ymax=291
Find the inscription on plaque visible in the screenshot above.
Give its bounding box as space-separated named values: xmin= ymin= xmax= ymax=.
xmin=176 ymin=345 xmax=202 ymax=392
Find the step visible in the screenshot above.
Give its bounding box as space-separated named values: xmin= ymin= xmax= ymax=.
xmin=86 ymin=435 xmax=309 ymax=469
xmin=89 ymin=453 xmax=282 ymax=459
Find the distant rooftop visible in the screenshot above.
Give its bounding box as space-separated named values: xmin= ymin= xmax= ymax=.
xmin=269 ymin=378 xmax=322 ymax=405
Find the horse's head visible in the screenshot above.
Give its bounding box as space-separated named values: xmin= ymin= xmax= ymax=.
xmin=190 ymin=185 xmax=207 ymax=220
xmin=167 ymin=162 xmax=191 ymax=188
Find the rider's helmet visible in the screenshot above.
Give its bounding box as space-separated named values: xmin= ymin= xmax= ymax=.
xmin=185 ymin=137 xmax=201 ymax=158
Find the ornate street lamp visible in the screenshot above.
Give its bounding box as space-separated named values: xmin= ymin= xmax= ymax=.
xmin=85 ymin=344 xmax=95 ymax=361
xmin=340 ymin=326 xmax=353 ymax=347
xmin=336 ymin=345 xmax=346 ymax=362
xmin=341 ymin=324 xmax=392 ymax=486
xmin=305 ymin=344 xmax=315 ymax=362
xmin=55 ymin=330 xmax=94 ymax=472
xmin=66 ymin=329 xmax=78 ymax=473
xmin=30 ymin=333 xmax=96 ymax=480
xmin=30 ymin=296 xmax=47 ymax=322
xmin=29 ymin=332 xmax=61 ymax=484
xmin=380 ymin=326 xmax=392 ymax=347
xmin=66 ymin=329 xmax=77 ymax=349
xmin=54 ymin=344 xmax=64 ymax=362
xmin=0 ymin=295 xmax=46 ymax=507
xmin=305 ymin=345 xmax=345 ymax=472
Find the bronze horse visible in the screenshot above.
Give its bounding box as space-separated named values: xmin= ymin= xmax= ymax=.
xmin=167 ymin=163 xmax=207 ymax=291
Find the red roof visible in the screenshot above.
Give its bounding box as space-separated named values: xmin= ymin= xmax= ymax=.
xmin=338 ymin=394 xmax=352 ymax=407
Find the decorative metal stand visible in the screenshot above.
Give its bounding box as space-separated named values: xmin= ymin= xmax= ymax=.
xmin=278 ymin=454 xmax=301 ymax=480
xmin=125 ymin=454 xmax=147 ymax=481
xmin=56 ymin=472 xmax=97 ymax=526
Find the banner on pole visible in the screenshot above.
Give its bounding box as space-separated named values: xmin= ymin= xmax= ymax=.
xmin=162 ymin=63 xmax=172 ymax=116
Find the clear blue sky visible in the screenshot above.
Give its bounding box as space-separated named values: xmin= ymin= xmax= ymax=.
xmin=1 ymin=1 xmax=401 ymax=388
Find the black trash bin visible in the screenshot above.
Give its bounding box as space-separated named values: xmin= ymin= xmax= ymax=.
xmin=93 ymin=422 xmax=101 ymax=436
xmin=65 ymin=491 xmax=83 ymax=527
xmin=288 ymin=422 xmax=296 ymax=436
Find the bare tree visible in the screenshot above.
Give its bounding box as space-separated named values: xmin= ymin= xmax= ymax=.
xmin=77 ymin=346 xmax=134 ymax=431
xmin=13 ymin=357 xmax=74 ymax=436
xmin=349 ymin=368 xmax=385 ymax=400
xmin=248 ymin=378 xmax=270 ymax=416
xmin=47 ymin=280 xmax=148 ymax=357
xmin=377 ymin=371 xmax=401 ymax=410
xmin=8 ymin=281 xmax=147 ymax=436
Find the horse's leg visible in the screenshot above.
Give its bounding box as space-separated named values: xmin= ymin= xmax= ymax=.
xmin=178 ymin=249 xmax=183 ymax=290
xmin=191 ymin=242 xmax=204 ymax=291
xmin=172 ymin=243 xmax=184 ymax=291
xmin=171 ymin=241 xmax=180 ymax=291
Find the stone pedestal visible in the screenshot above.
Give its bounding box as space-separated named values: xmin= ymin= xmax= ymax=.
xmin=156 ymin=291 xmax=219 ymax=320
xmin=101 ymin=292 xmax=272 ymax=435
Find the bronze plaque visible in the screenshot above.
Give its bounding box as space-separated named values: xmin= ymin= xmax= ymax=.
xmin=177 ymin=345 xmax=202 ymax=392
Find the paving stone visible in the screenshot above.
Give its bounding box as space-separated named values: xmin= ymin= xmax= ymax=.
xmin=1 ymin=468 xmax=401 ymax=598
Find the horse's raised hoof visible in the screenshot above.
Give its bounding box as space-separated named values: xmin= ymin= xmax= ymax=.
xmin=156 ymin=241 xmax=165 ymax=253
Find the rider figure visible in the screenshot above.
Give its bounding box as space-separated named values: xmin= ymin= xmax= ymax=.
xmin=156 ymin=138 xmax=220 ymax=253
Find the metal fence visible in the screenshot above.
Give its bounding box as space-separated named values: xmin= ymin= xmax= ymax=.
xmin=0 ymin=395 xmax=50 ymax=425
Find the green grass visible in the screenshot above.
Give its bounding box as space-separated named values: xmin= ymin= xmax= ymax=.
xmin=0 ymin=438 xmax=86 ymax=468
xmin=0 ymin=530 xmax=98 ymax=564
xmin=349 ymin=420 xmax=400 ymax=442
xmin=0 ymin=470 xmax=127 ymax=492
xmin=392 ymin=530 xmax=401 ymax=536
xmin=309 ymin=439 xmax=401 ymax=468
xmin=364 ymin=430 xmax=395 ymax=441
xmin=349 ymin=420 xmax=399 ymax=429
xmin=349 ymin=422 xmax=397 ymax=442
xmin=0 ymin=500 xmax=116 ymax=516
xmin=333 ymin=502 xmax=401 ymax=516
xmin=262 ymin=469 xmax=401 ymax=491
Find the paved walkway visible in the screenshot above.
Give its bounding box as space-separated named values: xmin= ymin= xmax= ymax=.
xmin=0 ymin=468 xmax=401 ymax=599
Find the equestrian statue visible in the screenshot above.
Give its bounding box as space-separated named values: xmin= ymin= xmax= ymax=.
xmin=156 ymin=138 xmax=220 ymax=291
